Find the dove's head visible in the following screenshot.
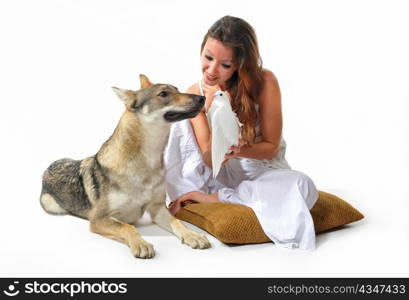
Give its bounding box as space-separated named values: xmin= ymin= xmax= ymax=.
xmin=213 ymin=91 xmax=231 ymax=104
xmin=112 ymin=74 xmax=205 ymax=124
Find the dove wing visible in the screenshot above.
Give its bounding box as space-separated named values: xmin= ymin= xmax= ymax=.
xmin=209 ymin=104 xmax=241 ymax=178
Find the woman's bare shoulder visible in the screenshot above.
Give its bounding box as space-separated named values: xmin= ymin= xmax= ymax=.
xmin=262 ymin=68 xmax=278 ymax=84
xmin=260 ymin=68 xmax=280 ymax=94
xmin=259 ymin=68 xmax=281 ymax=105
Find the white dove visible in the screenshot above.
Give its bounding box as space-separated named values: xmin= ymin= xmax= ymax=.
xmin=206 ymin=90 xmax=242 ymax=178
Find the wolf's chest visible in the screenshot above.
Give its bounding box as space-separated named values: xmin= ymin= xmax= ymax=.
xmin=107 ymin=168 xmax=165 ymax=222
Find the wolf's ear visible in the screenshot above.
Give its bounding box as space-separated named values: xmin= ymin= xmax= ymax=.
xmin=139 ymin=74 xmax=153 ymax=89
xmin=111 ymin=87 xmax=130 ymax=103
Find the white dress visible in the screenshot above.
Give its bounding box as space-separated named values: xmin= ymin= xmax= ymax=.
xmin=164 ymin=85 xmax=318 ymax=250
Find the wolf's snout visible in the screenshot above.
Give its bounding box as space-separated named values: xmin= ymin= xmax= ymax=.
xmin=198 ymin=96 xmax=205 ymax=105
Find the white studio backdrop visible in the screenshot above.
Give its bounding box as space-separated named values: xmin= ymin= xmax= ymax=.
xmin=0 ymin=0 xmax=408 ymax=276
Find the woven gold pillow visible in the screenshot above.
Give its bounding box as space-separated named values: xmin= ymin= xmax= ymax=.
xmin=175 ymin=190 xmax=364 ymax=244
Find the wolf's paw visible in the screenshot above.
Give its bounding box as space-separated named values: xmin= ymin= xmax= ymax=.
xmin=181 ymin=231 xmax=211 ymax=249
xmin=131 ymin=239 xmax=155 ymax=259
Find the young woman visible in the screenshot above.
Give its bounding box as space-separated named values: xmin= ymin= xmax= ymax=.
xmin=164 ymin=16 xmax=318 ymax=250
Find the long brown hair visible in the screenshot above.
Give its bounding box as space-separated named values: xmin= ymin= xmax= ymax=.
xmin=201 ymin=16 xmax=264 ymax=144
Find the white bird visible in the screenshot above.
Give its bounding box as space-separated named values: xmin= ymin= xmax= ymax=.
xmin=206 ymin=90 xmax=242 ymax=178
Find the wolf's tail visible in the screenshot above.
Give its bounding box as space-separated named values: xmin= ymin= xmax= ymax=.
xmin=39 ymin=185 xmax=68 ymax=216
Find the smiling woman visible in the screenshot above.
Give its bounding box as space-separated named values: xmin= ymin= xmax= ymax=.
xmin=164 ymin=16 xmax=319 ymax=251
xmin=201 ymin=38 xmax=236 ymax=88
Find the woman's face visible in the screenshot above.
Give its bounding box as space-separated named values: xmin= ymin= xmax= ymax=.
xmin=201 ymin=37 xmax=237 ymax=88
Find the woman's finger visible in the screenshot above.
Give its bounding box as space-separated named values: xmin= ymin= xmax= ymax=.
xmin=175 ymin=193 xmax=191 ymax=203
xmin=168 ymin=201 xmax=181 ymax=215
xmin=181 ymin=200 xmax=197 ymax=207
xmin=229 ymin=145 xmax=241 ymax=154
xmin=175 ymin=191 xmax=198 ymax=203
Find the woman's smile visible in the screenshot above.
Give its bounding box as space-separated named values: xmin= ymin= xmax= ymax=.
xmin=204 ymin=73 xmax=218 ymax=84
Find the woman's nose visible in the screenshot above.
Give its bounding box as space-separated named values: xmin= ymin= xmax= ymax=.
xmin=207 ymin=61 xmax=218 ymax=75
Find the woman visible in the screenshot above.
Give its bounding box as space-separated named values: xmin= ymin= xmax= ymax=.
xmin=164 ymin=16 xmax=318 ymax=250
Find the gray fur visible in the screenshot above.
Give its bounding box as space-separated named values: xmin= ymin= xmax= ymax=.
xmin=41 ymin=158 xmax=91 ymax=218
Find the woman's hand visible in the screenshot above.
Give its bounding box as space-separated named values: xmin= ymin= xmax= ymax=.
xmin=168 ymin=198 xmax=197 ymax=216
xmin=201 ymin=80 xmax=222 ymax=96
xmin=221 ymin=144 xmax=241 ymax=166
xmin=201 ymin=80 xmax=232 ymax=111
xmin=201 ymin=80 xmax=222 ymax=111
xmin=205 ymin=144 xmax=241 ymax=168
xmin=168 ymin=191 xmax=219 ymax=215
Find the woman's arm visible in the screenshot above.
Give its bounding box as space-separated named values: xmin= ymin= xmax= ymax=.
xmin=190 ymin=111 xmax=213 ymax=166
xmin=186 ymin=84 xmax=213 ymax=167
xmin=226 ymin=69 xmax=283 ymax=160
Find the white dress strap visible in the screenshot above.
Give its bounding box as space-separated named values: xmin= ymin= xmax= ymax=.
xmin=199 ymin=80 xmax=209 ymax=112
xmin=198 ymin=80 xmax=204 ymax=96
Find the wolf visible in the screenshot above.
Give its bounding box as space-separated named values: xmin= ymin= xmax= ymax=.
xmin=40 ymin=74 xmax=210 ymax=258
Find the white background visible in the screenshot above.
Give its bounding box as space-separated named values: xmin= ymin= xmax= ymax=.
xmin=0 ymin=0 xmax=408 ymax=277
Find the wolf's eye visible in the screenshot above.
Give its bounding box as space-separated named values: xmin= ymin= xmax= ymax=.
xmin=159 ymin=91 xmax=168 ymax=97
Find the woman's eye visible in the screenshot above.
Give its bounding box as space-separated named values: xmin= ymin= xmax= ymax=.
xmin=222 ymin=64 xmax=231 ymax=69
xmin=159 ymin=91 xmax=168 ymax=97
xmin=205 ymin=55 xmax=213 ymax=61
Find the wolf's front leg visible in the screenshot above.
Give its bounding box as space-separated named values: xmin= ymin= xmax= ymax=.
xmin=147 ymin=202 xmax=211 ymax=249
xmin=90 ymin=216 xmax=155 ymax=258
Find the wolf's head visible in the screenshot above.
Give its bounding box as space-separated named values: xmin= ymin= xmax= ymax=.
xmin=112 ymin=75 xmax=205 ymax=123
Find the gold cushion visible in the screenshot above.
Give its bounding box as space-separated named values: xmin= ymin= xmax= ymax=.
xmin=175 ymin=190 xmax=364 ymax=244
